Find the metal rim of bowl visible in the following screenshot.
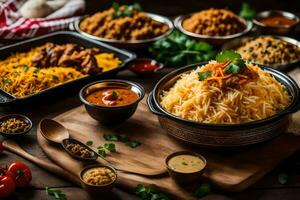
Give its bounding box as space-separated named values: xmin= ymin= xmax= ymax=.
xmin=174 ymin=14 xmax=253 ymax=40
xmin=222 ymin=35 xmax=300 ymax=68
xmin=79 ymin=79 xmax=145 ymax=109
xmin=253 ymin=10 xmax=300 ymax=28
xmin=73 ymin=12 xmax=174 ymax=44
xmin=0 ymin=114 xmax=32 ymax=135
xmin=80 ymin=164 xmax=117 ymax=187
xmin=150 ymin=62 xmax=300 ymax=129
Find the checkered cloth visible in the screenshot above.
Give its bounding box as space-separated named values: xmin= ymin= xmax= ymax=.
xmin=0 ymin=0 xmax=84 ymax=40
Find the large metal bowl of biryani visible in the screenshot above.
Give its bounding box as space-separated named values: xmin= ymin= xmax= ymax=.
xmin=71 ymin=3 xmax=174 ymax=49
xmin=147 ymin=51 xmax=300 ymax=148
xmin=222 ymin=36 xmax=300 ymax=70
xmin=174 ymin=8 xmax=253 ymax=46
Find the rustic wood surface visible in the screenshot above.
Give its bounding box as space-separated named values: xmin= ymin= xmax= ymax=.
xmin=1 ymin=67 xmax=300 ymax=200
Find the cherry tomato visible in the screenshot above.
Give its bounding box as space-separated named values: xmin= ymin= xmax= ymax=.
xmin=0 ymin=175 xmax=15 ymax=198
xmin=7 ymin=162 xmax=32 ymax=187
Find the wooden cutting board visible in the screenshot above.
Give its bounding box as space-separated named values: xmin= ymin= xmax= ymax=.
xmin=37 ymin=98 xmax=300 ymax=199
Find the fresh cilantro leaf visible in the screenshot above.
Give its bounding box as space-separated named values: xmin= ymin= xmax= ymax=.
xmin=135 ymin=184 xmax=169 ymax=200
xmin=198 ymin=71 xmax=212 ymax=81
xmin=46 ymin=187 xmax=67 ymax=200
xmin=125 ymin=140 xmax=141 ymax=148
xmin=225 ymin=59 xmax=246 ymax=75
xmin=3 ymin=78 xmax=12 ymax=84
xmin=119 ymin=134 xmax=129 ymax=142
xmin=278 ymin=173 xmax=289 ymax=185
xmin=23 ymin=65 xmax=29 ymax=72
xmin=104 ymin=143 xmax=116 ymax=153
xmin=216 ymin=50 xmax=241 ymax=63
xmin=98 ymin=148 xmax=106 ymax=157
xmin=86 ymin=141 xmax=93 ymax=146
xmin=194 ymin=183 xmax=212 ymax=198
xmin=33 ymin=68 xmax=41 ymax=74
xmin=112 ymin=2 xmax=119 ymax=11
xmin=239 ymin=2 xmax=256 ymax=20
xmin=103 ymin=133 xmax=119 ymax=141
xmin=112 ymin=91 xmax=118 ymax=99
xmin=132 ymin=3 xmax=142 ymax=11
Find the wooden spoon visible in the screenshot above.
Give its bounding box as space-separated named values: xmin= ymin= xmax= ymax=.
xmin=40 ymin=119 xmax=167 ymax=177
xmin=3 ymin=139 xmax=81 ymax=186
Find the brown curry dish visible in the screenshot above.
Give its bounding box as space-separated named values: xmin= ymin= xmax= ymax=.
xmin=79 ymin=5 xmax=169 ymax=41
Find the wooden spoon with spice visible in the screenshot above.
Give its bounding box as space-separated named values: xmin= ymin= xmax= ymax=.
xmin=40 ymin=119 xmax=167 ymax=177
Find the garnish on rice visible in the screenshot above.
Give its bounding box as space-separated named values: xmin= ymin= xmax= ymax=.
xmin=197 ymin=50 xmax=258 ymax=88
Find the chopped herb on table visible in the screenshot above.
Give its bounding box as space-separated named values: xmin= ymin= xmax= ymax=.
xmin=97 ymin=143 xmax=117 ymax=157
xmin=278 ymin=173 xmax=289 ymax=185
xmin=46 ymin=187 xmax=67 ymax=200
xmin=135 ymin=184 xmax=169 ymax=200
xmin=149 ymin=31 xmax=216 ymax=67
xmin=86 ymin=141 xmax=93 ymax=146
xmin=194 ymin=183 xmax=212 ymax=198
xmin=103 ymin=133 xmax=141 ymax=148
xmin=239 ymin=2 xmax=256 ymax=20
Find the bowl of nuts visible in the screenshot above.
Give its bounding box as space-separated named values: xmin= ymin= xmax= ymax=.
xmin=0 ymin=114 xmax=32 ymax=138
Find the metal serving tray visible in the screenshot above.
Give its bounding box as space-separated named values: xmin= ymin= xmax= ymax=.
xmin=0 ymin=31 xmax=136 ymax=106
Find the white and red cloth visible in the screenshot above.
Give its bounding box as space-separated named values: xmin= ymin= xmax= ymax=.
xmin=0 ymin=0 xmax=85 ymax=40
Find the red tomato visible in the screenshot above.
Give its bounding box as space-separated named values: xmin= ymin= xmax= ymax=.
xmin=0 ymin=175 xmax=15 ymax=198
xmin=7 ymin=162 xmax=32 ymax=187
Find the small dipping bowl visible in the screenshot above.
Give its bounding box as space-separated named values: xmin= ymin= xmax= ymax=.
xmin=79 ymin=79 xmax=145 ymax=125
xmin=80 ymin=164 xmax=117 ymax=195
xmin=128 ymin=58 xmax=164 ymax=76
xmin=253 ymin=10 xmax=299 ymax=35
xmin=0 ymin=114 xmax=32 ymax=138
xmin=165 ymin=151 xmax=207 ymax=184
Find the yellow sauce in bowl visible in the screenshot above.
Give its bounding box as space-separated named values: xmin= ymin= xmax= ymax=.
xmin=168 ymin=154 xmax=205 ymax=173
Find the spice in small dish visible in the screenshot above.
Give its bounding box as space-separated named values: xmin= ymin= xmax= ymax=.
xmin=0 ymin=117 xmax=30 ymax=134
xmin=66 ymin=143 xmax=94 ymax=158
xmin=82 ymin=166 xmax=117 ymax=186
xmin=85 ymin=88 xmax=139 ymax=106
xmin=168 ymin=154 xmax=206 ymax=173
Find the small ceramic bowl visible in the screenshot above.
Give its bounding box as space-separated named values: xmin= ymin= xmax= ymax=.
xmin=0 ymin=114 xmax=32 ymax=138
xmin=80 ymin=164 xmax=117 ymax=195
xmin=165 ymin=151 xmax=207 ymax=184
xmin=253 ymin=10 xmax=299 ymax=35
xmin=79 ymin=79 xmax=145 ymax=125
xmin=128 ymin=58 xmax=164 ymax=76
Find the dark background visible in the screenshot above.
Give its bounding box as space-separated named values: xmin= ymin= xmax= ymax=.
xmin=86 ymin=0 xmax=300 ymax=16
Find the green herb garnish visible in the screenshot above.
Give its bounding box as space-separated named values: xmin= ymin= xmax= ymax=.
xmin=103 ymin=133 xmax=141 ymax=148
xmin=182 ymin=162 xmax=188 ymax=166
xmin=278 ymin=173 xmax=289 ymax=185
xmin=103 ymin=143 xmax=117 ymax=153
xmin=86 ymin=141 xmax=93 ymax=146
xmin=103 ymin=133 xmax=119 ymax=141
xmin=149 ymin=31 xmax=215 ymax=67
xmin=198 ymin=71 xmax=212 ymax=81
xmin=125 ymin=140 xmax=141 ymax=148
xmin=98 ymin=148 xmax=106 ymax=157
xmin=52 ymin=75 xmax=58 ymax=80
xmin=112 ymin=91 xmax=118 ymax=99
xmin=216 ymin=50 xmax=247 ymax=75
xmin=46 ymin=187 xmax=67 ymax=200
xmin=3 ymin=78 xmax=12 ymax=84
xmin=194 ymin=183 xmax=212 ymax=198
xmin=112 ymin=2 xmax=142 ymax=19
xmin=23 ymin=65 xmax=29 ymax=72
xmin=135 ymin=184 xmax=169 ymax=200
xmin=33 ymin=68 xmax=41 ymax=74
xmin=239 ymin=2 xmax=256 ymax=20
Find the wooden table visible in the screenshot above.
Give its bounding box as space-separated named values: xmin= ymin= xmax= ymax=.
xmin=1 ymin=67 xmax=300 ymax=200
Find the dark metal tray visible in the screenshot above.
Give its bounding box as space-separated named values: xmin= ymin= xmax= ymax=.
xmin=0 ymin=31 xmax=136 ymax=106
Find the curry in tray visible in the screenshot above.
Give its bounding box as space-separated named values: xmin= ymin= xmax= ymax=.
xmin=0 ymin=42 xmax=121 ymax=98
